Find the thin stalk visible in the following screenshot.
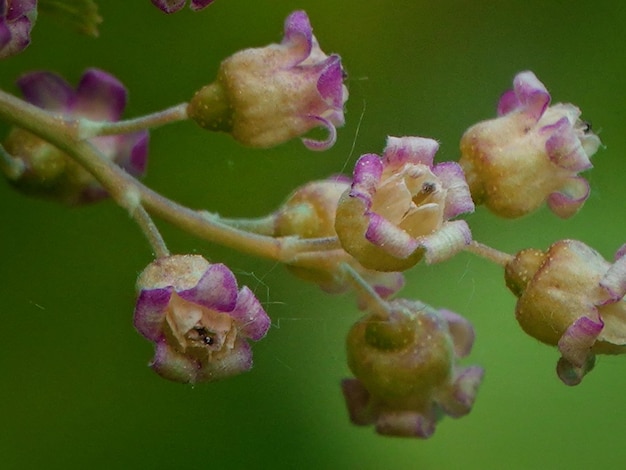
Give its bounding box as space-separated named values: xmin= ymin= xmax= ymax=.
xmin=76 ymin=103 xmax=189 ymax=139
xmin=464 ymin=240 xmax=513 ymax=266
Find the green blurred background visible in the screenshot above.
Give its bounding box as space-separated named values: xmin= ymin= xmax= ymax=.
xmin=2 ymin=1 xmax=626 ymax=468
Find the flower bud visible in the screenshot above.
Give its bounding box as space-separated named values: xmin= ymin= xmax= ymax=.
xmin=0 ymin=0 xmax=37 ymax=59
xmin=505 ymin=240 xmax=626 ymax=385
xmin=459 ymin=71 xmax=601 ymax=218
xmin=187 ymin=10 xmax=348 ymax=150
xmin=274 ymin=177 xmax=404 ymax=301
xmin=342 ymin=299 xmax=483 ymax=438
xmin=335 ymin=136 xmax=474 ymax=272
xmin=2 ymin=69 xmax=149 ymax=205
xmin=133 ymin=255 xmax=271 ymax=384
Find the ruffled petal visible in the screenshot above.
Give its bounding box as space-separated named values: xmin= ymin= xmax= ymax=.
xmin=421 ymin=220 xmax=472 ymax=264
xmin=133 ymin=287 xmax=174 ymax=341
xmin=17 ymin=71 xmax=75 ymax=112
xmin=544 ymin=117 xmax=593 ymax=171
xmin=557 ymin=315 xmax=603 ymax=368
xmin=432 ymin=162 xmax=475 ymax=219
xmin=365 ymin=212 xmax=419 ymax=258
xmin=151 ymin=0 xmax=186 ymax=14
xmin=75 ymin=68 xmax=127 ymax=121
xmin=547 ymin=176 xmax=590 ymax=218
xmin=178 ymin=263 xmax=238 ymax=311
xmin=384 ymin=136 xmax=439 ymax=168
xmin=229 ymin=286 xmax=271 ymax=341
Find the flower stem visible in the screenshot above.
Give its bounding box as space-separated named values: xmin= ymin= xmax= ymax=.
xmin=341 ymin=262 xmax=390 ymax=320
xmin=76 ymin=103 xmax=189 ymax=139
xmin=464 ymin=240 xmax=513 ymax=266
xmin=0 ymin=89 xmax=341 ymax=264
xmin=132 ymin=205 xmax=170 ymax=258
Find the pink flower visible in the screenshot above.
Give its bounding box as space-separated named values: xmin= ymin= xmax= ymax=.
xmin=134 ymin=255 xmax=271 ymax=384
xmin=187 ymin=10 xmax=348 ymax=150
xmin=506 ymin=240 xmax=626 ymax=385
xmin=335 ymin=136 xmax=474 ymax=272
xmin=2 ymin=68 xmax=148 ymax=204
xmin=0 ymin=0 xmax=37 ymax=59
xmin=342 ymin=299 xmax=483 ymax=438
xmin=274 ymin=177 xmax=404 ymax=301
xmin=460 ymin=71 xmax=601 ymax=218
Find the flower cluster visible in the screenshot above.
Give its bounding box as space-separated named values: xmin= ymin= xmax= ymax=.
xmin=2 ymin=2 xmax=623 ymax=444
xmin=2 ymin=68 xmax=148 ymax=204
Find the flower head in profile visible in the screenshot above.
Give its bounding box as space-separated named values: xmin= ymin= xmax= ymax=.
xmin=459 ymin=71 xmax=601 ymax=219
xmin=151 ymin=0 xmax=214 ymax=14
xmin=342 ymin=299 xmax=483 ymax=438
xmin=273 ymin=177 xmax=404 ymax=302
xmin=2 ymin=68 xmax=148 ymax=205
xmin=505 ymin=240 xmax=626 ymax=385
xmin=134 ymin=255 xmax=271 ymax=384
xmin=187 ymin=10 xmax=348 ymax=150
xmin=335 ymin=136 xmax=474 ymax=272
xmin=0 ymin=0 xmax=37 ymax=59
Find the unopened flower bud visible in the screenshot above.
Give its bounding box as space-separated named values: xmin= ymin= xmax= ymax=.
xmin=275 ymin=177 xmax=404 ymax=301
xmin=187 ymin=10 xmax=348 ymax=150
xmin=505 ymin=240 xmax=626 ymax=385
xmin=460 ymin=71 xmax=601 ymax=218
xmin=2 ymin=69 xmax=148 ymax=205
xmin=134 ymin=255 xmax=271 ymax=384
xmin=335 ymin=136 xmax=474 ymax=272
xmin=342 ymin=299 xmax=483 ymax=438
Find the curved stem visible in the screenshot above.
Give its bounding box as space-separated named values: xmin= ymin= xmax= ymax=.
xmin=76 ymin=103 xmax=189 ymax=139
xmin=0 ymin=89 xmax=341 ymax=265
xmin=464 ymin=240 xmax=513 ymax=266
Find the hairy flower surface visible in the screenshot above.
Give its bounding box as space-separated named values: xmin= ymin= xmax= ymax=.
xmin=460 ymin=71 xmax=601 ymax=218
xmin=342 ymin=300 xmax=483 ymax=438
xmin=2 ymin=68 xmax=148 ymax=204
xmin=187 ymin=10 xmax=348 ymax=150
xmin=134 ymin=255 xmax=271 ymax=384
xmin=0 ymin=0 xmax=37 ymax=59
xmin=274 ymin=177 xmax=404 ymax=301
xmin=335 ymin=136 xmax=474 ymax=272
xmin=505 ymin=240 xmax=626 ymax=385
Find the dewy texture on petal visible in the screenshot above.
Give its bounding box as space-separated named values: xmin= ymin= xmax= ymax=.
xmin=134 ymin=255 xmax=271 ymax=384
xmin=187 ymin=10 xmax=348 ymax=149
xmin=2 ymin=68 xmax=149 ymax=205
xmin=335 ymin=136 xmax=474 ymax=272
xmin=460 ymin=71 xmax=601 ymax=219
xmin=0 ymin=0 xmax=37 ymax=59
xmin=505 ymin=239 xmax=626 ymax=385
xmin=342 ymin=299 xmax=483 ymax=438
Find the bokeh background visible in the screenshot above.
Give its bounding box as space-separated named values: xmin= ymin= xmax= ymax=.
xmin=2 ymin=1 xmax=626 ymax=469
